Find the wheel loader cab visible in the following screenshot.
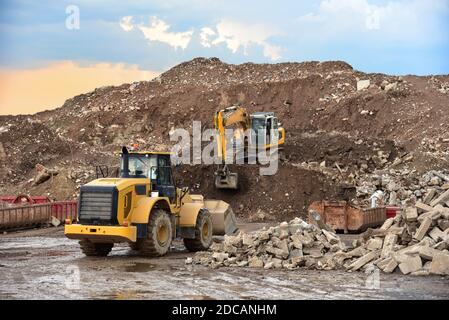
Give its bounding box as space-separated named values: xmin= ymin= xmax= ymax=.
xmin=119 ymin=152 xmax=176 ymax=201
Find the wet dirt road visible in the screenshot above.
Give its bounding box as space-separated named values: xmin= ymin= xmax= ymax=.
xmin=0 ymin=227 xmax=448 ymax=300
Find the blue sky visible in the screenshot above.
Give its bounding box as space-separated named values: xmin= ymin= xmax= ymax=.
xmin=1 ymin=0 xmax=448 ymax=74
xmin=0 ymin=0 xmax=448 ymax=114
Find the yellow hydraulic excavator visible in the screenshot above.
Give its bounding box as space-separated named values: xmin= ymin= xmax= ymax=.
xmin=214 ymin=105 xmax=285 ymax=190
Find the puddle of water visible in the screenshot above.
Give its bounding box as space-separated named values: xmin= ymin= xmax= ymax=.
xmin=124 ymin=262 xmax=155 ymax=273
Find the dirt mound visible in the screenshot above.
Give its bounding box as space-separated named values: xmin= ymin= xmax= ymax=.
xmin=285 ymin=130 xmax=402 ymax=171
xmin=176 ymin=164 xmax=339 ymax=219
xmin=0 ymin=57 xmax=448 ymax=220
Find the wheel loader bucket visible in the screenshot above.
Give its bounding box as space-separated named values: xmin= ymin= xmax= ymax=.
xmin=215 ymin=172 xmax=238 ymax=190
xmin=204 ymin=200 xmax=238 ymax=235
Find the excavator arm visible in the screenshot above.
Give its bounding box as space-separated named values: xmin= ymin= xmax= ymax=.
xmin=213 ymin=106 xmax=250 ymax=189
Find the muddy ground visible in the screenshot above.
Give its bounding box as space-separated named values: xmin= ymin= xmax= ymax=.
xmin=0 ymin=225 xmax=448 ymax=300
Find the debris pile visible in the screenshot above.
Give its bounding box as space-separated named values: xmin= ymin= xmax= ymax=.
xmin=192 ymin=187 xmax=449 ymax=276
xmin=358 ymin=188 xmax=449 ymax=276
xmin=192 ymin=217 xmax=348 ymax=271
xmin=355 ymin=169 xmax=449 ymax=207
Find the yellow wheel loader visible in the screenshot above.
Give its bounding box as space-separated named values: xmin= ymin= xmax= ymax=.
xmin=214 ymin=105 xmax=286 ymax=190
xmin=65 ymin=147 xmax=237 ymax=257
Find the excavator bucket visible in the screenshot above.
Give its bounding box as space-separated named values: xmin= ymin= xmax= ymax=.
xmin=204 ymin=200 xmax=238 ymax=235
xmin=214 ymin=172 xmax=239 ymax=190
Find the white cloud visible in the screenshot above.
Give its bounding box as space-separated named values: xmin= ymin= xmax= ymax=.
xmin=120 ymin=16 xmax=193 ymax=50
xmin=199 ymin=27 xmax=216 ymax=48
xmin=200 ymin=20 xmax=283 ymax=61
xmin=120 ymin=16 xmax=134 ymax=32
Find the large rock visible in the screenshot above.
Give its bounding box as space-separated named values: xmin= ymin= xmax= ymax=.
xmin=248 ymin=256 xmax=264 ymax=268
xmin=357 ymin=80 xmax=370 ymax=91
xmin=398 ymin=255 xmax=422 ymax=275
xmin=429 ymin=253 xmax=449 ymax=275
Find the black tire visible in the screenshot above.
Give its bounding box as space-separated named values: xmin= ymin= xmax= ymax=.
xmin=128 ymin=242 xmax=139 ymax=251
xmin=137 ymin=209 xmax=172 ymax=257
xmin=183 ymin=209 xmax=213 ymax=252
xmin=79 ymin=240 xmax=113 ymax=257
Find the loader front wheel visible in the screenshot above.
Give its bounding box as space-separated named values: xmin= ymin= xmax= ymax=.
xmin=138 ymin=209 xmax=172 ymax=257
xmin=183 ymin=209 xmax=213 ymax=252
xmin=79 ymin=240 xmax=113 ymax=257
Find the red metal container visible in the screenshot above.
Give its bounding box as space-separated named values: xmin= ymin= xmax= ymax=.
xmin=0 ymin=201 xmax=78 ymax=230
xmin=386 ymin=206 xmax=400 ymax=218
xmin=0 ymin=195 xmax=50 ymax=205
xmin=51 ymin=201 xmax=78 ymax=221
xmin=308 ymin=200 xmax=387 ymax=233
xmin=0 ymin=203 xmax=52 ymax=229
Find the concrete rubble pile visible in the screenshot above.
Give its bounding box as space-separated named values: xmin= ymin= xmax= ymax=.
xmin=360 ymin=188 xmax=449 ymax=276
xmin=356 ymin=169 xmax=449 ymax=207
xmin=192 ymin=189 xmax=449 ymax=276
xmin=192 ymin=217 xmax=350 ymax=271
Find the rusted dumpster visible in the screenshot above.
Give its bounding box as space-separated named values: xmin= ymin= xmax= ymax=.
xmin=0 ymin=195 xmax=51 ymax=205
xmin=51 ymin=201 xmax=78 ymax=221
xmin=308 ymin=200 xmax=387 ymax=233
xmin=0 ymin=203 xmax=52 ymax=229
xmin=0 ymin=201 xmax=78 ymax=230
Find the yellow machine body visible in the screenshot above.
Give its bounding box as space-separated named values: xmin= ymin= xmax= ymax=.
xmin=65 ymin=151 xmax=237 ymax=244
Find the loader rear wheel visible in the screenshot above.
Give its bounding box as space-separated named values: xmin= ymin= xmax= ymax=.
xmin=79 ymin=240 xmax=113 ymax=257
xmin=183 ymin=209 xmax=213 ymax=252
xmin=138 ymin=209 xmax=172 ymax=257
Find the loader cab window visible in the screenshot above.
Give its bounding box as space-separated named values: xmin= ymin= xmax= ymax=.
xmin=152 ymin=155 xmax=176 ymax=201
xmin=120 ymin=154 xmax=157 ymax=178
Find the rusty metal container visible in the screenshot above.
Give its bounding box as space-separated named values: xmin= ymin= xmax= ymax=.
xmin=0 ymin=195 xmax=50 ymax=205
xmin=0 ymin=201 xmax=78 ymax=230
xmin=0 ymin=203 xmax=52 ymax=229
xmin=308 ymin=200 xmax=387 ymax=233
xmin=51 ymin=201 xmax=78 ymax=221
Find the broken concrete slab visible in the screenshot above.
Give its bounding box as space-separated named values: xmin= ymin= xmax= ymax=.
xmin=380 ymin=218 xmax=394 ymax=231
xmin=429 ymin=253 xmax=449 ymax=275
xmin=51 ymin=216 xmax=61 ymax=227
xmin=419 ymin=246 xmax=442 ymax=261
xmin=248 ymin=256 xmax=264 ymax=268
xmin=429 ymin=227 xmax=445 ymax=242
xmin=348 ymin=250 xmax=380 ymax=271
xmin=381 ymin=233 xmax=398 ymax=258
xmin=383 ymin=258 xmax=398 ymax=273
xmin=357 ymin=79 xmax=370 ymax=91
xmin=405 ymin=207 xmax=418 ymax=222
xmin=414 ymin=217 xmax=432 ymax=241
xmin=415 ymin=202 xmax=434 ymax=212
xmin=423 ymin=189 xmax=437 ymax=205
xmin=430 ymin=189 xmax=449 ymax=207
xmin=366 ymin=237 xmax=383 ymax=251
xmin=398 ymin=255 xmax=422 ymax=275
